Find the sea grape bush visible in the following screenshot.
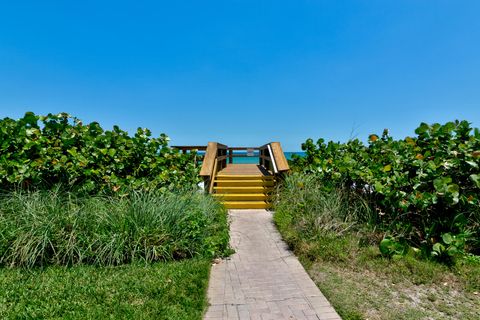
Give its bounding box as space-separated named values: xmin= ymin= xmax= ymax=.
xmin=291 ymin=120 xmax=480 ymax=257
xmin=0 ymin=112 xmax=200 ymax=193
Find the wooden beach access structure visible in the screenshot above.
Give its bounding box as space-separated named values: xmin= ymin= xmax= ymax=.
xmin=173 ymin=142 xmax=290 ymax=209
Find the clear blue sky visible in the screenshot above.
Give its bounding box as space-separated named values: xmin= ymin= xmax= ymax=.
xmin=1 ymin=1 xmax=479 ymax=151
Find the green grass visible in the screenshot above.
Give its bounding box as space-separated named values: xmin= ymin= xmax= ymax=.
xmin=0 ymin=189 xmax=231 ymax=318
xmin=0 ymin=189 xmax=230 ymax=267
xmin=0 ymin=258 xmax=211 ymax=320
xmin=274 ymin=173 xmax=480 ymax=320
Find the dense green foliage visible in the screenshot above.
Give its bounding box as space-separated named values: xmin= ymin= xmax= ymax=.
xmin=0 ymin=190 xmax=230 ymax=268
xmin=274 ymin=173 xmax=480 ymax=319
xmin=0 ymin=112 xmax=199 ymax=193
xmin=290 ymin=120 xmax=480 ymax=259
xmin=0 ymin=113 xmax=226 ymax=318
xmin=0 ymin=259 xmax=211 ymax=320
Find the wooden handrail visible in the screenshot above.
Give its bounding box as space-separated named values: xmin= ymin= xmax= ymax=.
xmin=269 ymin=142 xmax=289 ymax=172
xmin=172 ymin=145 xmax=207 ymax=152
xmin=171 ymin=145 xmax=205 ymax=165
xmin=200 ymin=142 xmax=227 ymax=177
xmin=226 ymin=147 xmax=259 ymax=151
xmin=209 ymin=158 xmax=219 ymax=194
xmin=199 ymin=142 xmax=217 ymax=177
xmin=259 ymin=142 xmax=289 ymax=174
xmin=172 ymin=145 xmax=207 ymax=150
xmin=199 ymin=142 xmax=228 ymax=191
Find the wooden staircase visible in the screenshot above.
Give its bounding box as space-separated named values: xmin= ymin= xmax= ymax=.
xmin=192 ymin=142 xmax=290 ymax=210
xmin=212 ymin=173 xmax=275 ymax=209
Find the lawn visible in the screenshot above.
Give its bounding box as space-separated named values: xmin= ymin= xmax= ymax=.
xmin=0 ymin=258 xmax=211 ymax=320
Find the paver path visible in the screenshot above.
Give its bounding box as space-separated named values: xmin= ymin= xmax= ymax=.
xmin=204 ymin=210 xmax=341 ymax=320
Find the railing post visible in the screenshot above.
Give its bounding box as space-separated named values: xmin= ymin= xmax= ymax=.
xmin=229 ymin=149 xmax=233 ymax=164
xmin=200 ymin=142 xmax=219 ymax=193
xmin=209 ymin=158 xmax=218 ymax=194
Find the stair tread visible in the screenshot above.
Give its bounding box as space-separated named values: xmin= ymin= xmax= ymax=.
xmin=214 ymin=194 xmax=268 ymax=201
xmin=214 ymin=187 xmax=274 ymax=195
xmin=216 ymin=184 xmax=274 ymax=188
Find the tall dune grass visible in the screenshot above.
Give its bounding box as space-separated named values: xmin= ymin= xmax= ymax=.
xmin=0 ymin=189 xmax=229 ymax=268
xmin=274 ymin=173 xmax=374 ymax=237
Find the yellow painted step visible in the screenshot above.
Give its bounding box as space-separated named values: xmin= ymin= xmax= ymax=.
xmin=215 ymin=180 xmax=275 ymax=187
xmin=216 ymin=175 xmax=274 ymax=180
xmin=213 ymin=193 xmax=268 ymax=201
xmin=214 ymin=186 xmax=274 ymax=194
xmin=222 ymin=201 xmax=271 ymax=209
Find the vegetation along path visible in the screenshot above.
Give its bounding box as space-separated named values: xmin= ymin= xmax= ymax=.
xmin=204 ymin=210 xmax=341 ymax=320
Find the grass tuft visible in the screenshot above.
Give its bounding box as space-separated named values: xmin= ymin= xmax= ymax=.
xmin=0 ymin=189 xmax=230 ymax=268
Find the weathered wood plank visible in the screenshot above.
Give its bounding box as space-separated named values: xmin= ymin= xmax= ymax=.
xmin=270 ymin=142 xmax=290 ymax=172
xmin=200 ymin=142 xmax=218 ymax=177
xmin=213 ymin=194 xmax=269 ymax=201
xmin=216 ymin=164 xmax=272 ymax=176
xmin=213 ymin=186 xmax=273 ymax=193
xmin=216 ymin=175 xmax=274 ymax=180
xmin=172 ymin=145 xmax=207 ymax=151
xmin=208 ymin=158 xmax=218 ymax=194
xmin=215 ymin=180 xmax=275 ymax=187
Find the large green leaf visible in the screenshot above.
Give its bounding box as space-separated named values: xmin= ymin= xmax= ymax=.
xmin=470 ymin=174 xmax=480 ymax=188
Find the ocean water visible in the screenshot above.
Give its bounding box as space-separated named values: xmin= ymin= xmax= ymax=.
xmin=231 ymin=151 xmax=305 ymax=164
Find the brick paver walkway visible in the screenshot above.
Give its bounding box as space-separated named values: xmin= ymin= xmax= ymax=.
xmin=204 ymin=210 xmax=341 ymax=320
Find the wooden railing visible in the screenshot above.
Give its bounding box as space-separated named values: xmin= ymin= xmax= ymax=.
xmin=225 ymin=147 xmax=259 ymax=164
xmin=171 ymin=145 xmax=206 ymax=163
xmin=199 ymin=142 xmax=228 ymax=193
xmin=172 ymin=145 xmax=207 ymax=153
xmin=175 ymin=142 xmax=290 ymax=192
xmin=259 ymin=142 xmax=289 ymax=174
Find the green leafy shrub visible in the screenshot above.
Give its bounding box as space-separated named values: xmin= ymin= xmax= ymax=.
xmin=430 ymin=231 xmax=471 ymax=263
xmin=379 ymin=236 xmax=409 ymax=259
xmin=0 ymin=189 xmax=230 ymax=268
xmin=0 ymin=112 xmax=199 ymax=193
xmin=290 ymin=120 xmax=480 ymax=257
